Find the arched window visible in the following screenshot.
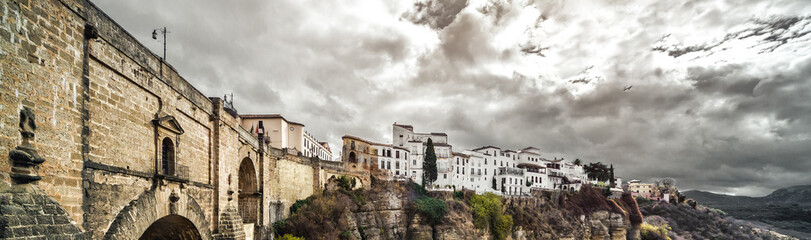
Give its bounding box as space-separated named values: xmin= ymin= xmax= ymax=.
xmin=161 ymin=137 xmax=175 ymax=176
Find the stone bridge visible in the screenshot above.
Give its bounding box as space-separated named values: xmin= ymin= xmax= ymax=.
xmin=0 ymin=0 xmax=367 ymax=239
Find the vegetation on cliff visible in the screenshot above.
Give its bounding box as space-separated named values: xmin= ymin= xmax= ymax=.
xmin=469 ymin=193 xmax=513 ymax=240
xmin=684 ymin=185 xmax=811 ymax=236
xmin=502 ymin=185 xmax=636 ymax=239
xmin=638 ymin=200 xmax=793 ymax=240
xmin=275 ymin=176 xmax=639 ymax=239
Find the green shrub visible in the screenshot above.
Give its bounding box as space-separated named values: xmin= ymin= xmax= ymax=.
xmin=278 ymin=234 xmax=305 ymax=240
xmin=640 ymin=223 xmax=671 ymax=240
xmin=709 ymin=208 xmax=726 ymax=216
xmin=410 ymin=181 xmax=428 ymax=197
xmin=453 ymin=191 xmax=464 ymax=200
xmin=340 ymin=230 xmax=352 ymax=239
xmin=601 ymin=186 xmax=612 ymax=198
xmin=492 ymin=212 xmax=514 ymax=240
xmin=337 ymin=175 xmax=356 ymax=190
xmin=469 ymin=193 xmax=513 ymax=240
xmin=415 ymin=196 xmax=447 ymax=224
xmin=272 ymin=220 xmax=287 ymax=236
xmin=339 ymin=187 xmax=366 ymax=206
xmin=290 ymin=196 xmax=315 ymax=215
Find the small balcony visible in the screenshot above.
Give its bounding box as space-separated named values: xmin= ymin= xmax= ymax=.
xmin=497 ymin=167 xmax=525 ymax=176
xmin=157 ymin=164 xmax=190 ymax=183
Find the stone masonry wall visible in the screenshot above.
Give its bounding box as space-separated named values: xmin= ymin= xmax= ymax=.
xmin=0 ymin=0 xmax=88 ymax=224
xmin=0 ymin=0 xmax=369 ymax=239
xmin=270 ymin=157 xmax=315 ymax=217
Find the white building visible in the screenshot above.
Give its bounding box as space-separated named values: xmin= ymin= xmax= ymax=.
xmin=371 ymin=143 xmax=410 ymax=179
xmin=344 ymin=123 xmax=589 ymax=196
xmin=392 ymin=123 xmax=452 ymax=184
xmin=240 ymin=114 xmax=332 ymax=160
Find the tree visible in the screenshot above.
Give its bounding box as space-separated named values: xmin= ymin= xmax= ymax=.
xmin=573 ymin=158 xmax=582 ymax=166
xmin=602 ymin=186 xmax=612 ymax=198
xmin=584 ymin=162 xmax=610 ymax=182
xmin=423 ymin=138 xmax=438 ymax=186
xmin=609 ymin=164 xmax=615 ymax=187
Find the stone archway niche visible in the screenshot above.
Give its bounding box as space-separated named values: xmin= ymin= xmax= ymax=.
xmin=139 ymin=215 xmax=201 ymax=240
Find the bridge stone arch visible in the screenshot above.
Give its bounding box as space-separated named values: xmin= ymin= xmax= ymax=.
xmin=103 ymin=187 xmax=211 ymax=240
xmin=238 ymin=157 xmax=259 ymax=224
xmin=139 ymin=214 xmax=201 ymax=240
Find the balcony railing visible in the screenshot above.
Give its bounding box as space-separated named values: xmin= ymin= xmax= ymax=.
xmin=158 ymin=164 xmax=190 ymax=183
xmin=497 ymin=167 xmax=525 ymax=176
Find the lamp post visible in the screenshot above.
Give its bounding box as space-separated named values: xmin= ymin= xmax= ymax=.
xmin=151 ymin=27 xmax=168 ymax=60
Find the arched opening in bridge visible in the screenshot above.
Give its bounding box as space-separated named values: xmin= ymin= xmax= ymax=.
xmin=139 ymin=215 xmax=200 ymax=240
xmin=161 ymin=137 xmax=175 ymax=175
xmin=238 ymin=157 xmax=258 ymax=224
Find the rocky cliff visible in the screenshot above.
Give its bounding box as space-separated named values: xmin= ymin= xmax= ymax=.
xmin=274 ymin=176 xmax=640 ymax=240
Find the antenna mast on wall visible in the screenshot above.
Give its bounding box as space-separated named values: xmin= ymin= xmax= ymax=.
xmin=223 ymin=93 xmax=238 ymax=116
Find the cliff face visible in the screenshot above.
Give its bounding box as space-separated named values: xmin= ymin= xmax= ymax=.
xmin=277 ymin=178 xmax=638 ymax=240
xmin=638 ymin=200 xmax=798 ymax=240
xmin=500 ymin=189 xmax=634 ymax=240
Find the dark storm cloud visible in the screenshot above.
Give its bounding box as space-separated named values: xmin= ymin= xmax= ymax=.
xmin=94 ymin=0 xmax=811 ymax=196
xmin=402 ymin=0 xmax=469 ymax=30
xmin=653 ymin=16 xmax=811 ymax=58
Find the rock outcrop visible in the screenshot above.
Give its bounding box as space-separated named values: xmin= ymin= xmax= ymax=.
xmin=278 ymin=178 xmax=639 ymax=240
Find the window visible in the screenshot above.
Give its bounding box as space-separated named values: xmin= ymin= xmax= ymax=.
xmin=443 ymin=174 xmax=447 ymax=179
xmin=351 ymin=141 xmax=355 ymax=150
xmin=387 ymin=161 xmax=391 ymax=169
xmin=161 ymin=137 xmax=175 ymax=175
xmin=396 ymin=161 xmax=400 ymax=169
xmin=396 ymin=151 xmax=400 ymax=158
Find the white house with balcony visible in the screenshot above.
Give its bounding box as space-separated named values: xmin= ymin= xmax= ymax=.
xmin=371 ymin=143 xmax=410 ymax=179
xmin=343 ymin=123 xmax=590 ymax=195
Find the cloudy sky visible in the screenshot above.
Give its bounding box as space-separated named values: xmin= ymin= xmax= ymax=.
xmin=93 ymin=0 xmax=811 ymax=196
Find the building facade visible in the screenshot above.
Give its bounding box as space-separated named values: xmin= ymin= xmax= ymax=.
xmin=392 ymin=123 xmax=451 ymax=184
xmin=240 ymin=114 xmax=332 ymax=160
xmin=346 ymin=124 xmax=588 ymax=196
xmin=628 ymin=180 xmax=655 ymax=199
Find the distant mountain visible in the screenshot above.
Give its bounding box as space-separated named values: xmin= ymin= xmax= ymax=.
xmin=685 ymin=185 xmax=811 ymax=206
xmin=762 ymin=185 xmax=811 ymax=205
xmin=684 ymin=185 xmax=811 ymax=237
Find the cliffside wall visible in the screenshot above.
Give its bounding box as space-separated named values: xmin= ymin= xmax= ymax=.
xmin=276 ymin=177 xmax=640 ymax=240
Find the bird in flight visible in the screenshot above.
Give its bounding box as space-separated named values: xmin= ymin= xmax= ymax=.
xmin=623 ymin=85 xmax=633 ymax=91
